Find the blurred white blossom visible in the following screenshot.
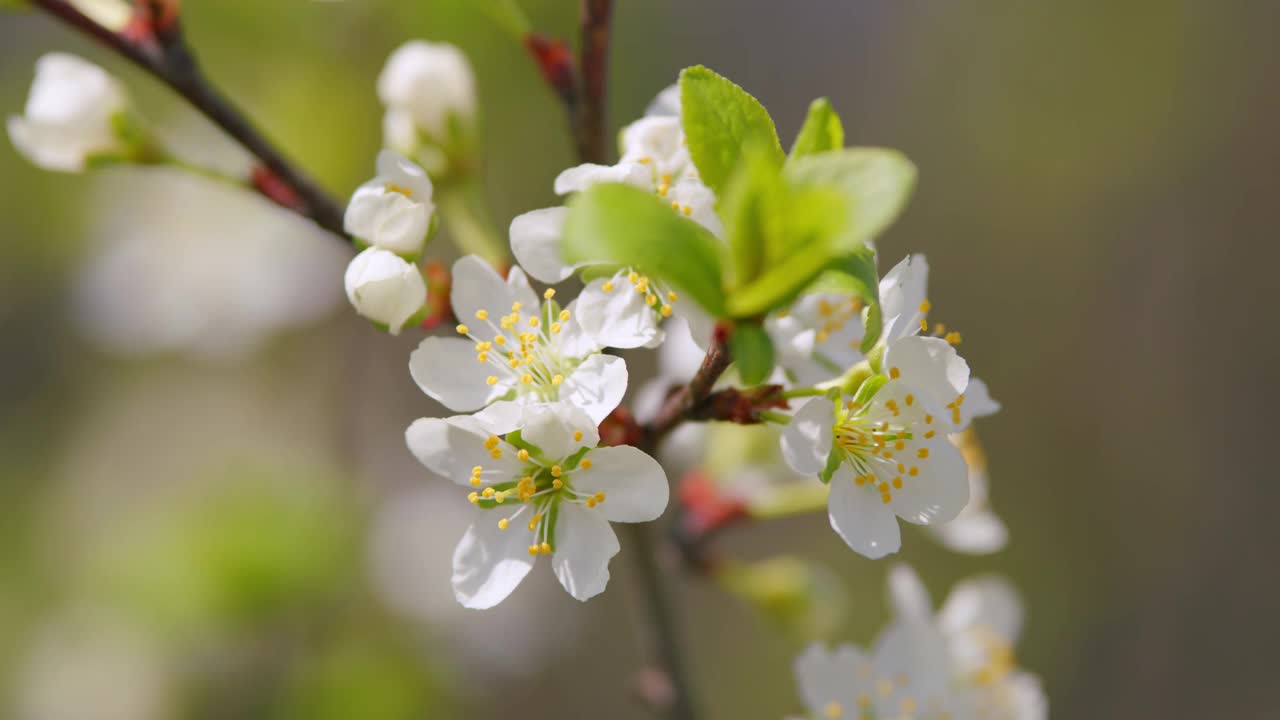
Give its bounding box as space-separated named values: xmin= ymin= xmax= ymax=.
xmin=76 ymin=169 xmax=346 ymax=361
xmin=378 ymin=41 xmax=476 ymax=147
xmin=14 ymin=609 xmax=173 ymax=720
xmin=7 ymin=53 xmax=131 ymax=172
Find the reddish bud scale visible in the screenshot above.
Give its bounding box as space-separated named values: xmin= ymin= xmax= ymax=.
xmin=251 ymin=164 xmax=304 ymax=211
xmin=598 ymin=405 xmax=643 ymax=448
xmin=678 ymin=471 xmax=748 ymax=539
xmin=419 ymin=259 xmax=453 ymax=330
xmin=523 ymin=34 xmax=577 ymax=104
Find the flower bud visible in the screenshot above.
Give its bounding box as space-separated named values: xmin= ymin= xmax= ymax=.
xmin=344 ymin=150 xmax=436 ymax=256
xmin=344 ymin=247 xmax=427 ymax=334
xmin=7 ymin=53 xmax=134 ymax=172
xmin=376 ymin=41 xmax=476 ymax=144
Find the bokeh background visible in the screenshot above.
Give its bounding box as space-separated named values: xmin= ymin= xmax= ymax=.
xmin=2 ymin=1 xmax=1278 ymax=718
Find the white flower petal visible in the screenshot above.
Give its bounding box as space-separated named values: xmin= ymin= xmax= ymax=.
xmin=560 ymin=353 xmax=627 ymax=424
xmin=344 ymin=247 xmax=426 ymax=334
xmin=521 ymin=404 xmax=598 ymax=460
xmin=553 ymin=162 xmax=652 ymax=195
xmin=470 ymin=400 xmax=527 ymax=436
xmin=828 ymin=467 xmax=901 ymax=559
xmin=880 ymin=254 xmax=929 ymax=321
xmin=676 ymin=302 xmax=716 ymax=352
xmin=452 ymin=513 xmax=535 ymax=609
xmin=551 ymin=503 xmax=620 ymax=601
xmin=573 ymin=446 xmax=669 ymax=523
xmin=871 ymin=619 xmax=953 ymax=699
xmin=929 ymin=509 xmax=1008 ymax=555
xmin=794 ymin=644 xmax=872 ymax=715
xmin=405 ymin=415 xmax=521 ymax=483
xmin=938 ymin=575 xmax=1024 ymax=643
xmin=376 ymin=149 xmax=433 ymax=199
xmin=886 ymin=564 xmax=934 ymax=621
xmin=510 ymin=207 xmax=574 ymax=283
xmin=882 ymin=336 xmax=969 ymax=418
xmin=450 ymin=255 xmax=518 ymax=336
xmin=781 ymin=398 xmax=835 ymax=475
xmin=504 ymin=265 xmax=541 ymax=314
xmin=958 ymin=377 xmax=1001 ymax=429
xmin=575 ymin=272 xmax=663 ymax=350
xmin=409 ymin=336 xmax=504 ymax=411
xmin=889 ymin=432 xmax=969 ymax=525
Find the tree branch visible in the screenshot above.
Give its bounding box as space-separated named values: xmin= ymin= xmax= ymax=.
xmin=30 ymin=0 xmax=352 ymax=243
xmin=576 ymin=0 xmax=613 ymax=164
xmin=643 ymin=327 xmax=734 ymax=450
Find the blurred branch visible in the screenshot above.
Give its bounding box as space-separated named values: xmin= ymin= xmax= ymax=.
xmin=30 ymin=0 xmax=353 ymax=243
xmin=576 ymin=0 xmax=613 ymax=163
xmin=521 ymin=0 xmax=614 ymax=164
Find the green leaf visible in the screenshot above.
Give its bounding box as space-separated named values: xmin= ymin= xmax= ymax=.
xmin=784 ymin=148 xmax=917 ymax=251
xmin=789 ymin=98 xmax=844 ymax=159
xmin=724 ymin=186 xmax=849 ymax=318
xmin=562 ymin=183 xmax=727 ymax=316
xmin=730 ymin=323 xmax=775 ymax=386
xmin=717 ymin=145 xmax=785 ymax=288
xmin=679 ymin=66 xmax=784 ymax=194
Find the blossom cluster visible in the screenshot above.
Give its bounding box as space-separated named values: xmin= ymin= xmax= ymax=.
xmin=6 ymin=29 xmax=1046 ymax=716
xmin=793 ymin=566 xmax=1045 ymax=720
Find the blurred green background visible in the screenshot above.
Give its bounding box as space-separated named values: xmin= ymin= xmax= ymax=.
xmin=2 ymin=1 xmax=1277 ymax=718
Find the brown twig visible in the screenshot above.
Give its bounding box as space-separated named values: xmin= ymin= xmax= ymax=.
xmin=30 ymin=0 xmax=352 ymax=242
xmin=522 ymin=0 xmax=613 ymax=164
xmin=643 ymin=326 xmax=734 ymax=451
xmin=576 ymin=0 xmax=614 ymax=164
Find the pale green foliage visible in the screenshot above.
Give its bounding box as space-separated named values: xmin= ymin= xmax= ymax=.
xmin=788 ymin=98 xmax=845 ymax=159
xmin=679 ymin=65 xmax=784 ymax=194
xmin=729 ymin=323 xmax=775 ymax=386
xmin=562 ymin=183 xmax=728 ymax=316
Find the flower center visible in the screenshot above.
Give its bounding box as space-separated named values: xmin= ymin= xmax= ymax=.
xmin=465 ymin=446 xmax=606 ymax=557
xmin=600 ymin=269 xmax=678 ymax=319
xmin=455 ymin=291 xmax=580 ymax=401
xmin=833 ymin=395 xmax=936 ymax=505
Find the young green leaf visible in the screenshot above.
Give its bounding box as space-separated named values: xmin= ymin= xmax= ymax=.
xmin=784 ymin=148 xmax=916 ymax=251
xmin=717 ymin=144 xmax=786 ymax=288
xmin=561 ymin=183 xmax=728 ymax=316
xmin=729 ymin=323 xmax=775 ymax=386
xmin=789 ymin=98 xmax=845 ymax=159
xmin=679 ymin=66 xmax=784 ymax=194
xmin=724 ymin=186 xmax=849 ymax=318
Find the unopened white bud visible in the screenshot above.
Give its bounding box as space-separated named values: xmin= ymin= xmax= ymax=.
xmin=7 ymin=53 xmax=132 ymax=173
xmin=376 ymin=41 xmax=476 ymax=142
xmin=344 ymin=150 xmax=436 ymax=256
xmin=344 ymin=247 xmax=427 ymax=334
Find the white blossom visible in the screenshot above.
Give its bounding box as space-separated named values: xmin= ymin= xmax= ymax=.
xmin=780 ymin=335 xmax=971 ymax=558
xmin=76 ymin=169 xmax=345 ymax=361
xmin=793 ymin=637 xmax=968 ymax=720
xmin=885 ymin=565 xmax=1048 ymax=720
xmin=344 ymin=247 xmax=427 ymax=334
xmin=410 ymin=256 xmax=648 ymax=428
xmin=767 ymin=292 xmax=868 ymax=386
xmin=344 ymin=150 xmax=435 ymax=256
xmin=7 ymin=53 xmax=130 ymax=172
xmin=377 ymin=40 xmax=476 ymax=143
xmin=405 ymin=404 xmax=668 ymax=608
